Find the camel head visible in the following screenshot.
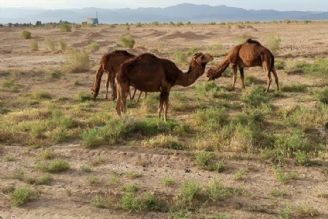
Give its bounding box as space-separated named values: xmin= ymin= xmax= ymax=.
xmin=191 ymin=53 xmax=214 ymax=70
xmin=206 ymin=66 xmax=222 ymax=81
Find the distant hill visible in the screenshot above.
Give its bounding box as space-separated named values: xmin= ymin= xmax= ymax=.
xmin=1 ymin=3 xmax=328 ymax=24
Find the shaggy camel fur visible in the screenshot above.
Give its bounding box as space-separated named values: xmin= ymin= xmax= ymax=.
xmin=91 ymin=50 xmax=145 ymax=100
xmin=207 ymin=39 xmax=279 ymax=92
xmin=116 ymin=52 xmax=213 ymax=121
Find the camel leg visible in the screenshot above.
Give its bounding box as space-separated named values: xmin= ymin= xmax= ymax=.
xmin=158 ymin=92 xmax=166 ymax=120
xmin=115 ymin=82 xmax=122 ymax=116
xmin=239 ymin=66 xmax=245 ymax=89
xmin=231 ymin=65 xmax=238 ymax=90
xmin=115 ymin=81 xmax=129 ymax=115
xmin=110 ymin=72 xmax=117 ymax=100
xmin=92 ymin=66 xmax=104 ymax=99
xmin=105 ymin=72 xmax=110 ymax=100
xmin=131 ymin=87 xmax=137 ymax=100
xmin=163 ymin=91 xmax=170 ymax=122
xmin=265 ymin=70 xmax=272 ymax=92
xmin=271 ymin=67 xmax=280 ymax=91
xmin=136 ymin=91 xmax=143 ymax=103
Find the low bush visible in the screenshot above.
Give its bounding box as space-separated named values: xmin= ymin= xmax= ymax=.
xmin=21 ymin=30 xmax=32 ymax=39
xmin=10 ymin=187 xmax=36 ymax=207
xmin=64 ymin=49 xmax=90 ymax=73
xmin=59 ymin=23 xmax=72 ymax=32
xmin=119 ymin=35 xmax=135 ymax=48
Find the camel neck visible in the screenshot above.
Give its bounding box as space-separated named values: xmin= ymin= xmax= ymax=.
xmin=175 ymin=63 xmax=204 ymax=87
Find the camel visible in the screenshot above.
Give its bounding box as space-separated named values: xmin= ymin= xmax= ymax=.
xmin=91 ymin=50 xmax=146 ymax=101
xmin=206 ymin=39 xmax=279 ymax=92
xmin=115 ymin=52 xmax=213 ymax=121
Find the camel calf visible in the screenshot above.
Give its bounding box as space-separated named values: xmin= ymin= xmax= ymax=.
xmin=91 ymin=50 xmax=145 ymax=101
xmin=206 ymin=39 xmax=279 ymax=92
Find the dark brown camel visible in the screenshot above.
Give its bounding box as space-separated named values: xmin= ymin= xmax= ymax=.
xmin=206 ymin=39 xmax=279 ymax=92
xmin=115 ymin=52 xmax=213 ymax=121
xmin=91 ymin=50 xmax=146 ymax=101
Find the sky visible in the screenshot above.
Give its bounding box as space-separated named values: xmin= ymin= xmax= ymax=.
xmin=0 ymin=0 xmax=327 ymax=11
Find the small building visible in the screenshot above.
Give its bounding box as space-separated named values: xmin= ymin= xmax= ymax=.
xmin=86 ymin=12 xmax=99 ymax=25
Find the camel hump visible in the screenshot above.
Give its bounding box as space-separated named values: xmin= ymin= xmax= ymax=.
xmin=246 ymin=38 xmax=261 ymax=45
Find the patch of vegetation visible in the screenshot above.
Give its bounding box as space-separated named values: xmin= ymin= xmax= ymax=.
xmin=206 ymin=181 xmax=232 ymax=201
xmin=37 ymin=159 xmax=70 ymax=173
xmin=161 ymin=177 xmax=175 ymax=187
xmin=39 ymin=149 xmax=55 ymax=160
xmin=142 ymin=134 xmax=185 ymax=150
xmin=88 ymin=42 xmax=100 ymax=52
xmin=177 ymin=181 xmax=202 ymax=208
xmin=287 ymin=59 xmax=328 ymax=76
xmin=10 ymin=187 xmax=36 ymax=207
xmin=59 ymin=40 xmax=67 ymax=51
xmin=281 ymin=83 xmax=307 ymax=92
xmin=25 ymin=174 xmax=53 ymax=185
xmin=242 ymin=86 xmax=270 ymax=107
xmin=119 ymin=35 xmax=135 ymax=48
xmin=266 ymin=35 xmax=281 ymax=54
xmin=21 ymin=30 xmax=32 ymax=39
xmin=64 ymin=49 xmax=90 ymax=73
xmin=1 ymin=79 xmax=23 ymax=92
xmin=80 ymin=165 xmax=92 ymax=173
xmin=194 ymin=107 xmax=229 ymax=132
xmin=275 ymin=59 xmax=286 ymax=70
xmin=270 ymin=189 xmax=287 ymax=198
xmin=32 ymin=91 xmax=52 ymax=100
xmin=31 ymin=40 xmax=38 ymax=51
xmin=59 ymin=23 xmax=72 ymax=32
xmin=234 ymin=169 xmax=248 ymax=181
xmin=49 ymin=70 xmax=63 ymax=79
xmin=91 ymin=194 xmax=112 ymax=209
xmin=274 ymin=167 xmax=299 ymax=184
xmin=81 ymin=117 xmax=183 ymax=148
xmin=195 ymin=81 xmax=222 ymax=98
xmin=87 ymin=176 xmax=101 ymax=185
xmin=194 ymin=151 xmax=219 ymax=171
xmin=45 ymin=39 xmax=57 ymax=51
xmin=318 ymin=86 xmax=328 ymax=104
xmin=119 ymin=191 xmax=164 ymax=212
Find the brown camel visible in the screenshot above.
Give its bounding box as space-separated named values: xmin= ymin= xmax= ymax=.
xmin=115 ymin=52 xmax=213 ymax=121
xmin=206 ymin=39 xmax=279 ymax=92
xmin=91 ymin=50 xmax=146 ymax=101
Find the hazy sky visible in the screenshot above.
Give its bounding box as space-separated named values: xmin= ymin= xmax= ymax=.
xmin=0 ymin=0 xmax=327 ymax=11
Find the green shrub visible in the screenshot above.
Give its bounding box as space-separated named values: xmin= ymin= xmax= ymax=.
xmin=31 ymin=40 xmax=38 ymax=51
xmin=21 ymin=30 xmax=32 ymax=39
xmin=10 ymin=187 xmax=36 ymax=207
xmin=274 ymin=167 xmax=299 ymax=184
xmin=161 ymin=177 xmax=175 ymax=187
xmin=275 ymin=60 xmax=286 ymax=70
xmin=119 ymin=35 xmax=135 ymax=48
xmin=38 ymin=159 xmax=70 ymax=173
xmin=195 ymin=151 xmax=217 ymax=171
xmin=179 ymin=181 xmax=201 ymax=205
xmin=59 ymin=23 xmax=72 ymax=32
xmin=266 ymin=35 xmax=281 ymax=54
xmin=65 ymin=49 xmax=90 ymax=73
xmin=206 ymin=181 xmax=232 ymax=201
xmin=88 ymin=42 xmax=100 ymax=52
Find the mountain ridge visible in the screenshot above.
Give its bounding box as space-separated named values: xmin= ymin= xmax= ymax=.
xmin=0 ymin=3 xmax=327 ymax=24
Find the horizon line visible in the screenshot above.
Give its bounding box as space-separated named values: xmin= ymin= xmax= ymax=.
xmin=0 ymin=3 xmax=326 ymax=13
